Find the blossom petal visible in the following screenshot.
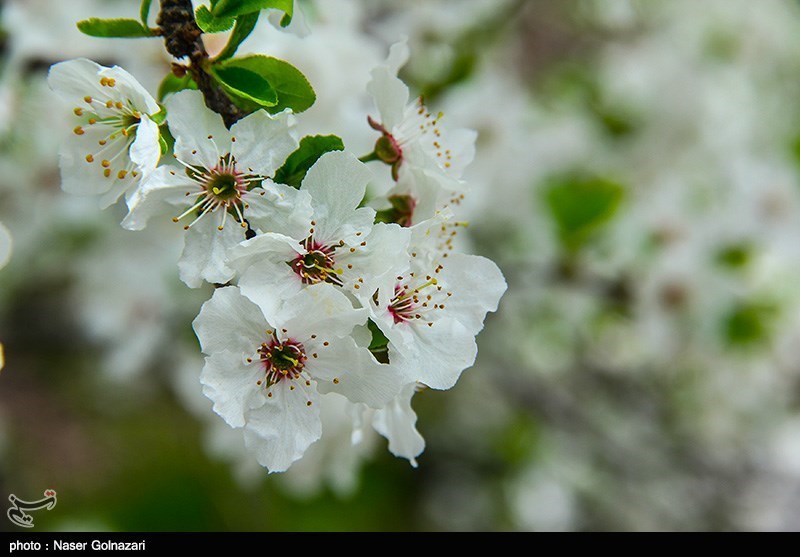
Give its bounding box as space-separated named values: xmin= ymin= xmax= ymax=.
xmin=99 ymin=65 xmax=160 ymax=115
xmin=372 ymin=383 xmax=425 ymax=466
xmin=166 ymin=90 xmax=230 ymax=168
xmin=47 ymin=58 xmax=104 ymax=100
xmin=231 ymin=109 xmax=297 ymax=177
xmin=243 ymin=381 xmax=321 ymax=473
xmin=128 ymin=115 xmax=161 ymax=175
xmin=367 ymin=39 xmax=410 ymax=130
xmin=301 ymin=151 xmax=374 ymax=241
xmin=312 ymin=337 xmax=404 ymax=408
xmin=276 ymin=283 xmax=367 ymax=341
xmin=122 ymin=165 xmax=196 ymax=230
xmin=201 ymin=350 xmax=264 ymax=428
xmin=178 ymin=215 xmax=244 ymax=288
xmin=391 ymin=317 xmax=478 ymax=390
xmin=438 ymin=253 xmax=507 ymax=334
xmin=244 ymin=182 xmax=313 ymax=238
xmin=192 ymin=286 xmax=266 ymax=356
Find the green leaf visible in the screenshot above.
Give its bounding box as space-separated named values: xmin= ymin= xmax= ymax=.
xmin=274 ymin=135 xmax=344 ymax=188
xmin=216 ymin=55 xmax=314 ymax=113
xmin=140 ymin=0 xmax=153 ymax=25
xmin=543 ymin=174 xmax=625 ymax=252
xmin=159 ymin=134 xmax=169 ymax=156
xmin=214 ymin=12 xmax=259 ymax=62
xmin=723 ymin=301 xmax=777 ymax=347
xmin=158 ymin=73 xmax=198 ymax=102
xmin=211 ymin=65 xmax=278 ymax=108
xmin=77 ymin=18 xmax=154 ymax=38
xmin=213 ymin=0 xmax=293 ymax=24
xmin=367 ymin=320 xmax=389 ymax=352
xmin=194 ymin=5 xmax=235 ymax=33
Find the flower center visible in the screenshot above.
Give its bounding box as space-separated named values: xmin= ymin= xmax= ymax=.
xmin=258 ymin=337 xmax=307 ymax=385
xmin=388 ymin=277 xmax=441 ymax=324
xmin=289 ymin=238 xmax=344 ymax=286
xmin=172 ymin=154 xmax=261 ymax=231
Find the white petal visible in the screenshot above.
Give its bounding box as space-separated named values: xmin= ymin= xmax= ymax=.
xmin=178 ymin=215 xmax=244 ymax=287
xmin=276 ymin=283 xmax=367 ymax=341
xmin=438 ymin=253 xmax=507 ymax=334
xmin=372 ymin=383 xmax=425 ymax=466
xmin=128 ymin=115 xmax=161 ymax=175
xmin=231 ymin=109 xmax=297 ymax=177
xmin=192 ymin=286 xmax=266 ymax=356
xmin=301 ymin=151 xmax=374 ymax=240
xmin=344 ymin=223 xmax=410 ymax=301
xmin=244 ymin=182 xmax=313 ymax=238
xmin=312 ymin=337 xmax=403 ymax=408
xmin=367 ymin=39 xmax=410 ymax=130
xmin=243 ymin=381 xmax=321 ymax=473
xmin=166 ymin=90 xmax=230 ymax=168
xmin=122 ymin=166 xmax=196 ymax=230
xmin=392 ymin=317 xmax=478 ymax=390
xmin=201 ymin=350 xmax=264 ymax=427
xmin=99 ymin=65 xmax=160 ymax=115
xmin=47 ymin=58 xmax=103 ymax=100
xmin=231 ymin=233 xmax=304 ymax=319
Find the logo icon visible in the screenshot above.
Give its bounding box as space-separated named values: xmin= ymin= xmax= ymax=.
xmin=7 ymin=490 xmax=57 ymax=528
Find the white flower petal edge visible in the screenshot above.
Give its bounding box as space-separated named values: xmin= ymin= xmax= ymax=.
xmin=372 ymin=383 xmax=425 ymax=467
xmin=48 ymin=58 xmax=161 ymax=207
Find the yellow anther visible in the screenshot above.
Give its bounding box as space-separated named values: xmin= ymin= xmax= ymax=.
xmin=73 ymin=126 xmax=84 ymax=135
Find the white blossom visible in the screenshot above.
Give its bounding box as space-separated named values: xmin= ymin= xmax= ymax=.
xmin=123 ymin=90 xmax=308 ymax=287
xmin=47 ymin=58 xmax=162 ymax=208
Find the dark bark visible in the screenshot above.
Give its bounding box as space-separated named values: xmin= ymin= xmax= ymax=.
xmin=157 ymin=0 xmax=245 ymax=127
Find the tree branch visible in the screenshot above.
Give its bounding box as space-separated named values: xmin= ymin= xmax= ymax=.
xmin=157 ymin=0 xmax=245 ymax=128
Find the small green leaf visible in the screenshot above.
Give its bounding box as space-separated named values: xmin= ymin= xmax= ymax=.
xmin=211 ymin=65 xmax=278 ymax=108
xmin=216 ymin=55 xmax=314 ymax=113
xmin=158 ymin=73 xmax=198 ymax=102
xmin=213 ymin=0 xmax=293 ymax=24
xmin=214 ymin=12 xmax=259 ymax=61
xmin=723 ymin=301 xmax=777 ymax=347
xmin=194 ymin=5 xmax=235 ymax=33
xmin=159 ymin=134 xmax=169 ymax=156
xmin=367 ymin=320 xmax=389 ymax=352
xmin=140 ymin=0 xmax=153 ymax=25
xmin=274 ymin=135 xmax=344 ymax=188
xmin=543 ymin=174 xmax=625 ymax=252
xmin=77 ymin=18 xmax=154 ymax=38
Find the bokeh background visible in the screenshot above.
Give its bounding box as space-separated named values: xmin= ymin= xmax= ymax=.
xmin=3 ymin=0 xmax=800 ymax=531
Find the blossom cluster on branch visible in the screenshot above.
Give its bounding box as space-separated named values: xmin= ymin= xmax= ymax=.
xmin=45 ymin=0 xmax=506 ymax=473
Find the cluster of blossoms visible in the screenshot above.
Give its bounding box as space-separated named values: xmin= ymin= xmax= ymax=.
xmin=47 ymin=24 xmax=505 ymax=472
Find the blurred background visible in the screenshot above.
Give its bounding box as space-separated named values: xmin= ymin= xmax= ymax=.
xmin=3 ymin=0 xmax=800 ymax=531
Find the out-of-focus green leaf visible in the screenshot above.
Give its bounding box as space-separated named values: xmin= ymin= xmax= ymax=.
xmin=140 ymin=0 xmax=153 ymax=25
xmin=157 ymin=73 xmax=198 ymax=102
xmin=724 ymin=301 xmax=777 ymax=347
xmin=543 ymin=174 xmax=625 ymax=252
xmin=367 ymin=319 xmax=389 ymax=352
xmin=274 ymin=135 xmax=344 ymax=188
xmin=77 ymin=18 xmax=154 ymax=38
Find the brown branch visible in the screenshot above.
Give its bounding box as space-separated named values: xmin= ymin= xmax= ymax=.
xmin=157 ymin=0 xmax=245 ymax=128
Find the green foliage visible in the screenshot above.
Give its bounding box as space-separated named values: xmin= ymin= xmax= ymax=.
xmin=367 ymin=319 xmax=390 ymax=352
xmin=158 ymin=73 xmax=198 ymax=102
xmin=274 ymin=135 xmax=344 ymax=188
xmin=77 ymin=18 xmax=154 ymax=38
xmin=716 ymin=243 xmax=752 ymax=270
xmin=195 ymin=5 xmax=235 ymax=33
xmin=213 ymin=0 xmax=293 ymax=26
xmin=543 ymin=174 xmax=625 ymax=252
xmin=140 ymin=0 xmax=153 ymax=25
xmin=214 ymin=12 xmax=260 ymax=62
xmin=723 ymin=301 xmax=777 ymax=346
xmin=211 ymin=65 xmax=278 ymax=108
xmin=214 ymin=55 xmax=315 ymax=114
